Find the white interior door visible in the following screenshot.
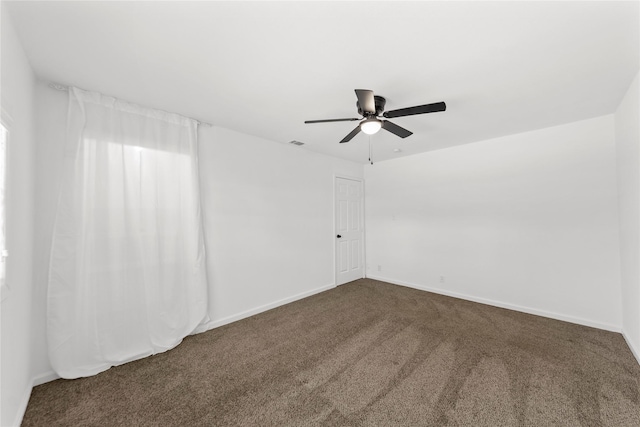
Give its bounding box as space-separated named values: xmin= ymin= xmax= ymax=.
xmin=335 ymin=177 xmax=364 ymax=285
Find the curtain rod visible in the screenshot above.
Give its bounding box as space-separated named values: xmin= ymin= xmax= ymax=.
xmin=48 ymin=82 xmax=213 ymax=128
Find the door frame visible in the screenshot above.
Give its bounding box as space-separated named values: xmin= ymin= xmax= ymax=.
xmin=333 ymin=174 xmax=366 ymax=286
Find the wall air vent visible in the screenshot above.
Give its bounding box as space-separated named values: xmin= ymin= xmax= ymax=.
xmin=289 ymin=140 xmax=305 ymax=146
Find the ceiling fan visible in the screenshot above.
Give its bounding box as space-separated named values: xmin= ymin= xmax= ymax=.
xmin=305 ymin=89 xmax=446 ymax=143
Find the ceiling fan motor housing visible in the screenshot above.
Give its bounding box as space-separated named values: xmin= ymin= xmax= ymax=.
xmin=357 ymin=95 xmax=386 ymax=117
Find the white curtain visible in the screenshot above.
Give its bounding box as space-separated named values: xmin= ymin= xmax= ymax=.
xmin=48 ymin=87 xmax=208 ymax=378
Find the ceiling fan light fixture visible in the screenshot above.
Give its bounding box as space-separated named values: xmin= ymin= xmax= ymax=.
xmin=360 ymin=118 xmax=382 ymax=135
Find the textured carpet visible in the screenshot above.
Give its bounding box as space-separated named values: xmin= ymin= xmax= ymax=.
xmin=23 ymin=279 xmax=640 ymax=426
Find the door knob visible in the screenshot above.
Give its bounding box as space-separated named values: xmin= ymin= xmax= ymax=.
xmin=336 ymin=235 xmax=342 ymax=238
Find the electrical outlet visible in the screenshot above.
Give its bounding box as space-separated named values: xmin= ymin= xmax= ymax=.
xmin=440 ymin=275 xmax=445 ymax=283
xmin=378 ymin=265 xmax=382 ymax=272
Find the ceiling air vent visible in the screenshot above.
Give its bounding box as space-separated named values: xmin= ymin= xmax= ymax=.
xmin=289 ymin=140 xmax=304 ymax=146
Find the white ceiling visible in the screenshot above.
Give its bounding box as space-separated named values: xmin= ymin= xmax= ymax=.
xmin=5 ymin=1 xmax=639 ymax=163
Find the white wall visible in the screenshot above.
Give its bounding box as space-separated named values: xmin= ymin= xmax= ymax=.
xmin=197 ymin=126 xmax=362 ymax=328
xmin=615 ymin=70 xmax=640 ymax=361
xmin=0 ymin=5 xmax=37 ymax=426
xmin=365 ymin=115 xmax=623 ymax=331
xmin=28 ymin=88 xmax=363 ymax=384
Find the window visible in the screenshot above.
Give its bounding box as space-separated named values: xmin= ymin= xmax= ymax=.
xmin=0 ymin=121 xmax=8 ymax=299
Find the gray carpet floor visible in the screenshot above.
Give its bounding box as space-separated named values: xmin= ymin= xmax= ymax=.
xmin=23 ymin=279 xmax=640 ymax=426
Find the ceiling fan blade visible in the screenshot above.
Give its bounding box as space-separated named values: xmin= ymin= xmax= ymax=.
xmin=382 ymin=120 xmax=413 ymax=138
xmin=304 ymin=118 xmax=360 ymax=124
xmin=340 ymin=125 xmax=362 ymax=143
xmin=355 ymin=89 xmax=376 ymax=114
xmin=383 ymin=101 xmax=446 ymax=118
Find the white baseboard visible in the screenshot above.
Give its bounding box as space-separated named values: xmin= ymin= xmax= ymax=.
xmin=32 ymin=370 xmax=60 ymax=387
xmin=11 ymin=370 xmax=62 ymax=426
xmin=366 ymin=274 xmax=621 ymax=333
xmin=622 ymin=331 xmax=640 ymax=366
xmin=193 ymin=282 xmax=336 ymax=334
xmin=12 ymin=382 xmax=32 ymax=427
xmin=11 ymin=370 xmax=60 ymax=427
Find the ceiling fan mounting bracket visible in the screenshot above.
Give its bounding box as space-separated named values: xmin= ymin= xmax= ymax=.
xmin=357 ymin=95 xmax=386 ymax=117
